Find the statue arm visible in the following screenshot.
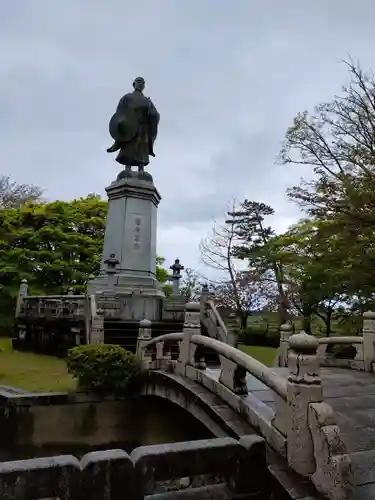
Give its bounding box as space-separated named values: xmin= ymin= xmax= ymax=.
xmin=115 ymin=95 xmax=128 ymax=114
xmin=148 ymin=98 xmax=160 ymax=123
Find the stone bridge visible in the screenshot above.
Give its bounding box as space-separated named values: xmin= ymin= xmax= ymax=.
xmin=137 ymin=306 xmax=375 ymax=500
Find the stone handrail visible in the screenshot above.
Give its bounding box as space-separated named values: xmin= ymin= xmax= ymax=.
xmin=317 ymin=336 xmax=365 ymax=371
xmin=0 ymin=436 xmax=267 ymax=500
xmin=276 ymin=311 xmax=375 ymax=373
xmin=206 ymin=299 xmax=230 ymax=341
xmin=143 ymin=332 xmax=287 ymax=400
xmin=199 ymin=287 xmax=235 ymax=345
xmin=22 ymin=294 xmax=86 ymax=300
xmin=318 ymin=336 xmax=363 ymax=345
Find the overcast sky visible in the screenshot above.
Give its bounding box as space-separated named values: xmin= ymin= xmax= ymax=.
xmin=1 ymin=1 xmax=374 ymax=274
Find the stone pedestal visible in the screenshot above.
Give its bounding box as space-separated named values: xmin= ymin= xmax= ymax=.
xmin=87 ymin=171 xmax=165 ymax=321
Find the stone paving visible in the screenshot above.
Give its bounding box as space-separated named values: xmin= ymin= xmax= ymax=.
xmin=207 ymin=366 xmax=375 ymax=455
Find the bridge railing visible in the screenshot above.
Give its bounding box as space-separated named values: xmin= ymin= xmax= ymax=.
xmin=140 ymin=307 xmax=353 ymax=500
xmin=277 ymin=310 xmax=375 ymax=372
xmin=199 ymin=285 xmax=238 ymax=346
xmin=0 ymin=436 xmax=267 ymax=500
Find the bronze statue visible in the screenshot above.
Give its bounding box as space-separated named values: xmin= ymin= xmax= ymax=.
xmin=107 ymin=77 xmax=160 ymax=173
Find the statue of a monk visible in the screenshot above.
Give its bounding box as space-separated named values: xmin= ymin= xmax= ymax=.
xmin=106 ymin=77 xmax=160 ymax=173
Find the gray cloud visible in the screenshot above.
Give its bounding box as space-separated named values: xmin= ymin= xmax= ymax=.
xmin=1 ymin=0 xmax=375 ymax=270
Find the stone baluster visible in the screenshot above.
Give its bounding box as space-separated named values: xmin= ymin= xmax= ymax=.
xmin=183 ymin=302 xmax=201 ymax=334
xmin=286 ymin=331 xmax=322 ymax=477
xmin=200 ymin=283 xmax=209 ymax=314
xmin=278 ymin=323 xmax=292 ymax=367
xmin=155 ymin=340 xmax=172 ymax=370
xmin=219 ymin=357 xmax=248 ymax=395
xmin=362 ymin=310 xmax=375 ymax=372
xmin=271 ymin=323 xmax=292 ymax=435
xmin=15 ymin=279 xmax=29 ymax=317
xmin=136 ymin=319 xmax=153 ymax=368
xmin=177 ymin=302 xmax=201 ymax=375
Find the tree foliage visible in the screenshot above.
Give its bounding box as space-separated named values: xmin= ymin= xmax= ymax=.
xmin=0 ymin=195 xmax=107 ymax=297
xmin=279 ymin=60 xmax=375 ymax=228
xmin=0 ymin=175 xmax=43 ymax=208
xmin=228 ymin=200 xmax=288 ymax=323
xmin=273 ymin=59 xmax=375 ymax=329
xmin=199 ymin=203 xmax=250 ymax=327
xmin=180 ymin=268 xmax=203 ymax=302
xmin=268 ymin=218 xmax=351 ymax=334
xmin=199 ymin=60 xmax=375 ymax=334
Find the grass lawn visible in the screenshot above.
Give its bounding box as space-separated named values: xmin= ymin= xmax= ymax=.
xmin=238 ymin=345 xmax=277 ymax=367
xmin=0 ymin=338 xmax=75 ymax=393
xmin=0 ymin=337 xmax=277 ymax=393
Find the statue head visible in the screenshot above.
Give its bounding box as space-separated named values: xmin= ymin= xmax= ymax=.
xmin=133 ymin=77 xmax=145 ymax=92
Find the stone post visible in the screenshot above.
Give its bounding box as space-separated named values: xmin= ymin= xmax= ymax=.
xmin=155 ymin=340 xmax=172 ymax=370
xmin=200 ymin=283 xmax=209 ymax=306
xmin=90 ymin=308 xmax=104 ymax=344
xmin=200 ymin=283 xmax=210 ymax=327
xmin=363 ymin=310 xmax=375 ymax=372
xmin=278 ymin=323 xmax=292 ymax=367
xmin=15 ymin=279 xmax=28 ymax=317
xmin=286 ymin=331 xmax=322 ymax=477
xmin=136 ymin=319 xmax=153 ymax=368
xmin=177 ymin=302 xmax=201 ymax=374
xmin=183 ymin=301 xmax=201 ymax=334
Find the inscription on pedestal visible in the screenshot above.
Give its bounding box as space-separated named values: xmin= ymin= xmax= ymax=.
xmin=132 ymin=215 xmax=143 ymax=251
xmin=97 ymin=294 xmax=122 ymax=314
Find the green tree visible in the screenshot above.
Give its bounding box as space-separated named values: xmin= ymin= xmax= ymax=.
xmin=279 ymin=60 xmax=375 ymax=227
xmin=156 ymin=256 xmax=172 ymax=296
xmin=228 ymin=200 xmax=288 ymax=324
xmin=200 ymin=203 xmax=249 ymax=328
xmin=268 ymin=218 xmax=350 ymax=335
xmin=279 ymin=60 xmax=375 ymax=305
xmin=0 ymin=195 xmax=107 ymax=298
xmin=180 ymin=268 xmax=203 ymax=302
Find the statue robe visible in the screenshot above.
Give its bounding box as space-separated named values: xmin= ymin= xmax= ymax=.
xmin=111 ymin=90 xmax=160 ymax=167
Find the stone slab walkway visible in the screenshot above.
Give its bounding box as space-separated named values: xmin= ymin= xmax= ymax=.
xmin=207 ymin=366 xmax=375 ymax=454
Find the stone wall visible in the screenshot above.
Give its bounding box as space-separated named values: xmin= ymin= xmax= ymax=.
xmin=0 ymin=391 xmax=212 ymax=461
xmin=0 ymin=435 xmax=268 ymax=500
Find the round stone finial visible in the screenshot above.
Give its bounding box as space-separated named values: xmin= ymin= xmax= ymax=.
xmin=363 ymin=310 xmax=375 ymax=319
xmin=21 ymin=278 xmax=28 ymax=284
xmin=185 ymin=301 xmax=200 ymax=312
xmin=140 ymin=319 xmax=152 ymax=328
xmin=289 ymin=331 xmax=318 ymax=354
xmin=280 ymin=323 xmax=292 ymax=332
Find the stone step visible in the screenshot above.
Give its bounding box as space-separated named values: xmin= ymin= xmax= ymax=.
xmin=349 ymin=449 xmax=375 ymax=486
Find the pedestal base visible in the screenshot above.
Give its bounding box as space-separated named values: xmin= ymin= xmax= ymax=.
xmin=87 ymin=272 xmax=164 ymax=321
xmin=87 ymin=172 xmax=164 ymax=322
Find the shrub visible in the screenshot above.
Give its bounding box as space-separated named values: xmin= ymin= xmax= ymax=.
xmin=66 ymin=344 xmax=142 ymax=394
xmin=238 ymin=326 xmax=280 ymax=348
